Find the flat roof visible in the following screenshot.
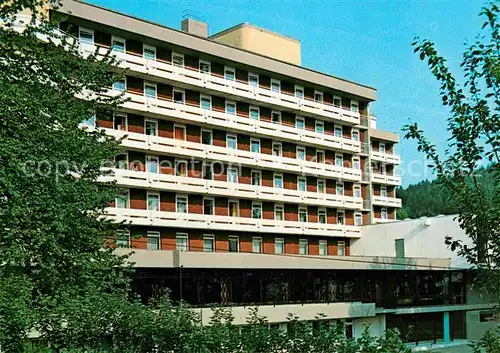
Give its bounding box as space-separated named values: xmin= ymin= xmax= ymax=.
xmin=57 ymin=0 xmax=377 ymax=101
xmin=210 ymin=22 xmax=301 ymax=44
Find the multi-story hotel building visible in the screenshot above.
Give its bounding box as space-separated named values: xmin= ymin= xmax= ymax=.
xmin=32 ymin=1 xmax=493 ymax=351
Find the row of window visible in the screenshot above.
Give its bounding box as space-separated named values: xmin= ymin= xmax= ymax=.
xmin=115 ymin=191 xmax=369 ymax=225
xmin=98 ymin=113 xmax=367 ymax=171
xmin=116 ymin=230 xmax=347 ymax=256
xmin=78 ymin=27 xmax=360 ymax=112
xmin=116 ymin=153 xmax=376 ymax=197
xmin=108 ymin=79 xmax=361 ymax=142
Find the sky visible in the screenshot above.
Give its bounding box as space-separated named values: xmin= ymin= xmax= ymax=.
xmin=88 ymin=0 xmax=486 ymax=186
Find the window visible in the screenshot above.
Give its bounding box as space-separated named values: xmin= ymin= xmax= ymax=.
xmin=352 ymin=129 xmax=360 ymax=141
xmin=252 ymin=237 xmax=262 ymax=253
xmin=82 ymin=112 xmax=96 ymax=127
xmin=224 ymin=66 xmax=235 ymax=81
xmin=202 ymin=162 xmax=213 ymax=180
xmin=299 ymin=239 xmax=308 ymax=255
xmin=251 ymin=171 xmax=261 ymax=186
xmin=115 ymin=153 xmax=128 ymax=170
xmin=173 ymin=89 xmax=185 ymax=104
xmin=333 ymin=96 xmax=341 ymax=108
xmin=174 ymin=124 xmax=186 ymax=140
xmin=381 ymin=208 xmax=388 ymax=220
xmin=225 ymin=100 xmax=236 ymax=115
xmin=381 ymin=186 xmax=387 ymax=197
xmin=200 ymin=95 xmax=212 ymax=110
xmin=335 ymin=154 xmax=343 ymax=167
xmin=176 ymin=195 xmax=188 ymax=213
xmin=201 ymin=129 xmax=212 ymax=145
xmin=147 ymin=192 xmax=160 ymax=211
xmin=334 ymin=125 xmax=343 ymax=137
xmin=299 ymin=207 xmax=308 ymax=222
xmin=272 ymin=143 xmax=282 ymax=157
xmin=336 ymin=182 xmax=344 ymax=195
xmin=249 ymin=106 xmax=260 ymax=120
xmin=298 ymin=177 xmax=307 ymax=192
xmin=79 ymin=27 xmax=94 ymax=45
xmin=115 ymin=191 xmax=129 ymax=209
xmin=146 ymin=155 xmax=159 ymax=174
xmin=228 ymin=200 xmax=239 ymax=217
xmin=172 ymin=52 xmax=184 ymax=67
xmin=354 ymin=184 xmax=361 ymax=198
xmin=176 ymin=161 xmax=188 ymax=177
xmin=248 ymin=73 xmax=259 ymax=87
xmin=319 ymin=240 xmax=328 ymax=255
xmin=143 ymin=44 xmax=156 ymax=60
xmin=379 ymin=143 xmax=386 ymax=153
xmin=355 ymin=212 xmax=363 ymax=226
xmin=203 ymin=234 xmax=215 ymax=252
xmin=251 ymin=139 xmax=261 ymax=153
xmin=297 ymin=146 xmax=306 ymax=161
xmin=275 ymin=238 xmax=284 ymax=254
xmin=252 ymin=203 xmax=262 ymax=219
xmin=316 ymin=150 xmax=325 ymax=163
xmin=228 ymin=168 xmax=238 ymax=183
xmin=274 ymin=173 xmax=283 ymax=189
xmin=176 ymin=233 xmax=188 ymax=252
xmin=113 ymin=113 xmax=127 ymax=131
xmin=226 ymin=134 xmax=237 ymax=149
xmin=395 ymin=239 xmax=405 ymax=258
xmin=353 ymin=157 xmax=361 ymax=170
xmin=337 ymin=211 xmax=345 ymax=225
xmin=337 ymin=241 xmax=346 ymax=256
xmin=294 ymin=85 xmax=304 ymax=98
xmin=229 ymin=236 xmax=239 ymax=252
xmin=271 ymin=79 xmax=281 ymax=93
xmin=113 ymin=79 xmax=126 ymax=92
xmin=318 ymin=208 xmax=326 ymax=224
xmin=314 ymin=90 xmax=323 ymax=103
xmin=147 ymin=231 xmax=161 ymax=251
xmin=199 ymin=60 xmax=211 ymax=74
xmin=296 ymin=116 xmax=305 ymax=129
xmin=317 ymin=179 xmax=326 ymax=193
xmin=271 ymin=111 xmax=281 ymax=124
xmin=315 ymin=120 xmax=324 ymax=134
xmin=351 ymin=100 xmax=359 ymax=113
xmin=145 ymin=119 xmax=158 ymax=136
xmin=111 ymin=36 xmax=125 ymax=53
xmin=115 ymin=229 xmax=130 ymax=247
xmin=203 ymin=198 xmax=214 ymax=215
xmin=275 ymin=204 xmax=284 ymax=221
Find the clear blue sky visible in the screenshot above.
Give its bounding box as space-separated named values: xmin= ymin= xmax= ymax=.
xmin=88 ymin=0 xmax=486 ymax=186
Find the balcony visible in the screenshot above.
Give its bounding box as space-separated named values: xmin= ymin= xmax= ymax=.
xmin=370 ymin=150 xmax=401 ymax=165
xmin=102 ymin=128 xmax=362 ymax=182
xmin=373 ymin=217 xmax=398 ymax=224
xmin=104 ymin=208 xmax=362 ymax=238
xmin=80 ymin=44 xmax=361 ymax=126
xmin=106 ymin=169 xmax=363 ymax=210
xmin=371 ymin=195 xmax=402 ymax=208
xmin=370 ymin=173 xmax=401 ymax=186
xmin=101 ymin=91 xmax=359 ymax=154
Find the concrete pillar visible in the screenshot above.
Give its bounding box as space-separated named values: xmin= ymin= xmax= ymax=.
xmin=443 ymin=311 xmax=451 ymax=343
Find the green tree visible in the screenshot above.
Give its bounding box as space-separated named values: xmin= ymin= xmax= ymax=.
xmin=407 ymin=1 xmax=500 ymax=351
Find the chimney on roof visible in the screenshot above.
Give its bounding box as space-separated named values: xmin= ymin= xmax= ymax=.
xmin=181 ymin=17 xmax=208 ymax=38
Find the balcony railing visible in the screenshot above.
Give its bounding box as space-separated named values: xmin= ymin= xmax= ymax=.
xmin=371 ymin=195 xmax=402 ymax=208
xmin=370 ymin=150 xmax=401 ymax=165
xmin=104 ymin=208 xmax=362 ymax=238
xmin=370 ymin=173 xmax=401 ymax=186
xmin=79 ymin=44 xmax=361 ymax=126
xmin=373 ymin=218 xmax=398 ymax=224
xmin=101 ymin=128 xmax=363 ymax=182
xmin=100 ymin=91 xmax=360 ymax=154
xmin=105 ymin=169 xmax=363 ymax=210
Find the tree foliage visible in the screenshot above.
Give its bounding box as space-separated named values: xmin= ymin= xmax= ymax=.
xmin=407 ymin=1 xmax=500 ymax=349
